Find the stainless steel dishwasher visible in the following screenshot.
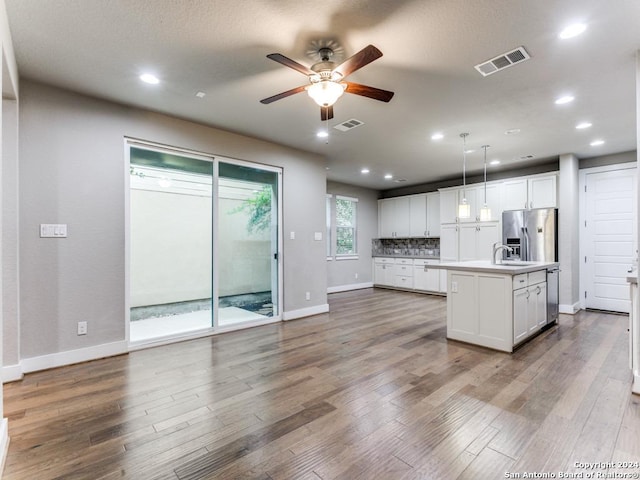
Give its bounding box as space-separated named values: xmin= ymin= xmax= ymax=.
xmin=546 ymin=266 xmax=560 ymax=325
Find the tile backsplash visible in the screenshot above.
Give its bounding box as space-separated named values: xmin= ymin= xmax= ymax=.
xmin=372 ymin=237 xmax=440 ymax=257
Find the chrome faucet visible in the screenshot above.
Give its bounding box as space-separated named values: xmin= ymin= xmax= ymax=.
xmin=492 ymin=242 xmax=513 ymax=265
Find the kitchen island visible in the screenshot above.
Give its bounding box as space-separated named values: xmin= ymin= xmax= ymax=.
xmin=438 ymin=260 xmax=559 ymax=352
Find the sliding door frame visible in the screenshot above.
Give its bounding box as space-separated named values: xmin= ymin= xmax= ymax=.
xmin=124 ymin=137 xmax=283 ymax=349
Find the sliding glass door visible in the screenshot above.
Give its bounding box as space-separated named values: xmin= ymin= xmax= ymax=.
xmin=128 ymin=142 xmax=281 ymax=343
xmin=216 ymin=161 xmax=280 ymax=326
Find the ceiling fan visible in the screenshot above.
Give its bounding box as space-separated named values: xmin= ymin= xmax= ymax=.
xmin=260 ymin=44 xmax=394 ymax=121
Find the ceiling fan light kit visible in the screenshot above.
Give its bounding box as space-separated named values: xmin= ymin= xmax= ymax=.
xmin=261 ymin=44 xmax=394 ymax=120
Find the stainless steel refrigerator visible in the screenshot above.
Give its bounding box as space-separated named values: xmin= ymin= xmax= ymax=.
xmin=502 ymin=208 xmax=559 ymax=325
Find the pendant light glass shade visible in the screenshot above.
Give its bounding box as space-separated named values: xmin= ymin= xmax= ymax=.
xmin=479 ymin=144 xmax=492 ymax=221
xmin=458 ymin=133 xmax=471 ymax=219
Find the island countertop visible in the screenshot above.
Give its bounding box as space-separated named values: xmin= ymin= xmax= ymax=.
xmin=437 ymin=260 xmax=559 ymax=275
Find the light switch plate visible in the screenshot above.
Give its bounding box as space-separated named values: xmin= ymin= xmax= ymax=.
xmin=290 ymin=231 xmax=295 ymax=240
xmin=40 ymin=224 xmax=68 ymax=238
xmin=314 ymin=232 xmax=322 ymax=241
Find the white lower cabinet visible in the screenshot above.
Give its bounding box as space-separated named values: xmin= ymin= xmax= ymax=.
xmin=373 ymin=258 xmax=395 ymax=286
xmin=513 ymin=271 xmax=547 ymax=345
xmin=447 ymin=269 xmax=547 ymax=352
xmin=373 ymin=257 xmax=444 ymax=294
xmin=414 ymin=259 xmax=440 ymax=292
xmin=394 ymin=258 xmax=414 ymax=289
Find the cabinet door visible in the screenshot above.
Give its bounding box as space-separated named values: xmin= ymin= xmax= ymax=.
xmin=414 ymin=265 xmax=439 ymax=291
xmin=459 ymin=224 xmax=478 ymax=261
xmin=513 ymin=287 xmax=529 ymax=343
xmin=476 ymin=223 xmax=500 ymax=261
xmin=374 ymin=263 xmax=386 ymax=285
xmin=440 ymin=224 xmax=459 ymax=261
xmin=409 ymin=194 xmax=427 ymax=237
xmin=426 ymin=192 xmax=440 ymax=237
xmin=439 ymin=188 xmax=459 ymax=224
xmin=458 ymin=187 xmax=478 ymax=223
xmin=394 ymin=197 xmax=411 ymax=237
xmin=374 ymin=263 xmax=394 ymax=286
xmin=527 ymin=286 xmax=539 ymax=335
xmin=378 ymin=199 xmax=395 ymax=237
xmin=477 ymin=183 xmax=502 ymax=222
xmin=502 ymin=179 xmax=528 ymax=211
xmin=528 ymin=175 xmax=557 ymax=209
xmin=534 ymin=282 xmax=548 ymax=328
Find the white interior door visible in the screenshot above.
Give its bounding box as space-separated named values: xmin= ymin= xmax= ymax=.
xmin=584 ymin=167 xmax=637 ymax=313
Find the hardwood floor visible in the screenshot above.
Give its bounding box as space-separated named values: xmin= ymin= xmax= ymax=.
xmin=4 ymin=288 xmax=640 ymax=479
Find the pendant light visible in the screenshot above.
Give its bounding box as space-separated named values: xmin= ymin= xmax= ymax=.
xmin=479 ymin=144 xmax=492 ymax=221
xmin=458 ymin=133 xmax=471 ymax=219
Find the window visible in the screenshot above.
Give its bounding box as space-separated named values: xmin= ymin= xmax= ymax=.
xmin=326 ymin=194 xmax=332 ymax=258
xmin=335 ymin=195 xmax=358 ymax=256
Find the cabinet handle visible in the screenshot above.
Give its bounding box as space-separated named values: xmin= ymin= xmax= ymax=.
xmin=424 ymin=266 xmax=428 ymax=272
xmin=536 ymin=286 xmax=541 ymax=295
xmin=427 ymin=230 xmax=430 ymax=236
xmin=526 ymin=290 xmax=530 ymax=299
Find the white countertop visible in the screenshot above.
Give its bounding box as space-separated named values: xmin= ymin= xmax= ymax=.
xmin=437 ymin=260 xmax=559 ymax=275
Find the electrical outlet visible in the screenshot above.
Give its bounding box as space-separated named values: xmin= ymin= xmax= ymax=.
xmin=77 ymin=321 xmax=87 ymax=335
xmin=355 ymin=273 xmax=359 ymax=279
xmin=451 ymin=281 xmax=458 ymax=293
xmin=305 ymin=291 xmax=311 ymax=301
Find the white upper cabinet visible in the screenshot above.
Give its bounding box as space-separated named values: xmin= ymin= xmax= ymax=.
xmin=409 ymin=194 xmax=427 ymax=237
xmin=378 ymin=197 xmax=410 ymax=237
xmin=502 ymin=174 xmax=557 ymax=211
xmin=426 ymin=192 xmax=440 ymax=237
xmin=528 ymin=175 xmax=557 ymax=209
xmin=439 ymin=188 xmax=460 ymax=224
xmin=440 ymin=224 xmax=459 ymax=261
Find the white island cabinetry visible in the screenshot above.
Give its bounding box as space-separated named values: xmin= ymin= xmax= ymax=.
xmin=443 ymin=261 xmax=557 ymax=352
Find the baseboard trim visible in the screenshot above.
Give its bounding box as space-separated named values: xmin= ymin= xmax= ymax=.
xmin=327 ymin=282 xmax=374 ymax=294
xmin=633 ymin=373 xmax=640 ymax=395
xmin=559 ymin=302 xmax=581 ymax=315
xmin=2 ymin=364 xmax=23 ymax=383
xmin=20 ymin=340 xmax=129 ymax=374
xmin=0 ymin=418 xmax=9 ymax=476
xmin=283 ymin=304 xmax=329 ymax=321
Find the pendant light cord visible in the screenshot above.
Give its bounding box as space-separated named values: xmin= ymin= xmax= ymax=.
xmin=482 ymin=145 xmax=489 ymax=204
xmin=460 ymin=133 xmax=469 ymax=198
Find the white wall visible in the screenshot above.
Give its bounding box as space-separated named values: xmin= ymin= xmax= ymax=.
xmin=130 ymin=189 xmax=212 ymax=307
xmin=16 ymin=80 xmax=328 ymax=363
xmin=326 ymin=181 xmax=379 ymax=292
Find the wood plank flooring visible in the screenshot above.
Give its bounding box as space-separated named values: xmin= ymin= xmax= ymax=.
xmin=4 ymin=288 xmax=640 ymax=479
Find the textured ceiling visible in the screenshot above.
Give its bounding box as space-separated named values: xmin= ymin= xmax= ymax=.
xmin=5 ymin=0 xmax=640 ymax=189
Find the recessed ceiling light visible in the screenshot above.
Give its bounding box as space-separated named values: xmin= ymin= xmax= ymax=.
xmin=490 ymin=160 xmax=501 ymax=166
xmin=504 ymin=128 xmax=521 ymax=135
xmin=195 ymin=91 xmax=206 ymax=98
xmin=575 ymin=122 xmax=592 ymax=129
xmin=384 ymin=174 xmax=393 ymax=180
xmin=361 ymin=168 xmax=370 ymax=174
xmin=139 ymin=73 xmax=160 ymax=85
xmin=317 ymin=131 xmax=329 ymax=138
xmin=590 ymin=140 xmax=604 ymax=146
xmin=431 ymin=133 xmax=444 ymax=140
xmin=555 ymin=95 xmax=574 ymax=105
xmin=464 ymin=149 xmax=475 ymax=154
xmin=559 ymin=23 xmax=587 ymax=39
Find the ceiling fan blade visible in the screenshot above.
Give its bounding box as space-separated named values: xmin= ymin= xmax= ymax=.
xmin=266 ymin=53 xmax=315 ymax=76
xmin=344 ymin=82 xmax=394 ymax=102
xmin=320 ymin=106 xmax=334 ymax=121
xmin=260 ymin=85 xmax=308 ymax=104
xmin=333 ymin=45 xmax=383 ymax=78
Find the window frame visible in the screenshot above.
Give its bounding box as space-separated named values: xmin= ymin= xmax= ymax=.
xmin=335 ymin=195 xmax=358 ymax=258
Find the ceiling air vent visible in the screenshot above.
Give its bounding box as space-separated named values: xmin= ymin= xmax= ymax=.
xmin=474 ymin=46 xmax=531 ymax=77
xmin=334 ymin=118 xmax=364 ymax=132
xmin=519 ymin=155 xmax=535 ymax=160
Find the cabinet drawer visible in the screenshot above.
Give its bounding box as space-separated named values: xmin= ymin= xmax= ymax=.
xmin=414 ymin=259 xmax=439 ymax=266
xmin=395 ymin=275 xmax=413 ymax=288
xmin=374 ymin=257 xmax=395 ymax=264
xmin=528 ymin=270 xmax=546 ymax=285
xmin=513 ymin=274 xmax=528 ymax=289
xmin=395 ymin=258 xmax=413 ymax=265
xmin=395 ymin=264 xmax=413 ymax=276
